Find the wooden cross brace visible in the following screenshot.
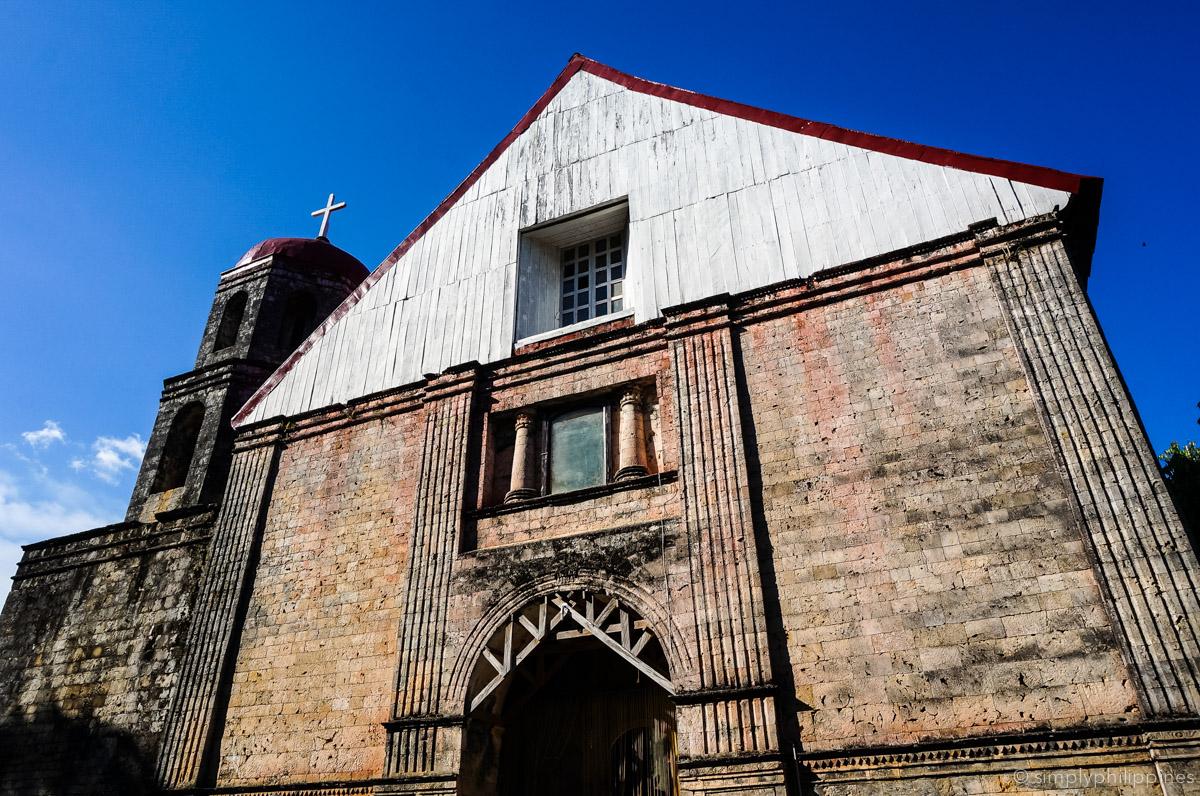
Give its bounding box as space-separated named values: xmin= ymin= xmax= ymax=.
xmin=469 ymin=593 xmax=674 ymax=712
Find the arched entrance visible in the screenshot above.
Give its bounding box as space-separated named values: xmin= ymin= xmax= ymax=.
xmin=460 ymin=591 xmax=678 ymax=796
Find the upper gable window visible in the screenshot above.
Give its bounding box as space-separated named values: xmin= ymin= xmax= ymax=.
xmin=560 ymin=234 xmax=624 ymax=327
xmin=516 ymin=200 xmax=630 ymax=343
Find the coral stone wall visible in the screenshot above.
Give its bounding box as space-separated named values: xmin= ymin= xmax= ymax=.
xmin=472 ymin=478 xmax=680 ymax=549
xmin=0 ymin=517 xmax=210 ymax=795
xmin=740 ymin=262 xmax=1139 ymax=750
xmin=139 ymin=232 xmax=1188 ymax=793
xmin=214 ymin=411 xmax=421 ymax=785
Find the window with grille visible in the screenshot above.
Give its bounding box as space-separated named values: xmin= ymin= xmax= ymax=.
xmin=560 ymin=233 xmax=624 ymax=327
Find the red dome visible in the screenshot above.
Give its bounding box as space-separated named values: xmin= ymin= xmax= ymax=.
xmin=233 ymin=237 xmax=369 ymax=284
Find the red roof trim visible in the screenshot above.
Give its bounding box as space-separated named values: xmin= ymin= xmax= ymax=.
xmin=580 ymin=59 xmax=1093 ymax=195
xmin=231 ymin=57 xmax=590 ymax=427
xmin=232 ymin=54 xmax=1094 ymax=427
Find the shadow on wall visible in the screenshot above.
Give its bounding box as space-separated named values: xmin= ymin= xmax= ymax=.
xmin=0 ymin=705 xmax=154 ymax=796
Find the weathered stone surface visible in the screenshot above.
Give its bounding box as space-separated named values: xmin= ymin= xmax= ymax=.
xmin=0 ymin=512 xmax=212 ymax=795
xmin=4 ymin=197 xmax=1200 ymax=795
xmin=7 ymin=218 xmax=1200 ymax=796
xmin=740 ymin=256 xmax=1139 ymax=752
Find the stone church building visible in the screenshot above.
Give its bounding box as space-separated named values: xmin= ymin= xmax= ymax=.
xmin=3 ymin=56 xmax=1199 ymax=795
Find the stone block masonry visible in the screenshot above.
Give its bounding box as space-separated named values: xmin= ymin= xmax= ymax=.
xmin=154 ymin=221 xmax=1200 ymax=795
xmin=6 ymin=216 xmax=1200 ymax=796
xmin=981 ymin=219 xmax=1200 ymax=717
xmin=0 ymin=510 xmax=213 ymax=795
xmin=741 ymin=252 xmax=1139 ymax=751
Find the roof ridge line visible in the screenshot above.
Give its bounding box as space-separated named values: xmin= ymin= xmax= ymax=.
xmin=232 ymin=54 xmax=1097 ymax=427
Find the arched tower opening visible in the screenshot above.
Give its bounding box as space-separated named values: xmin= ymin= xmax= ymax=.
xmin=279 ymin=290 xmax=319 ymax=352
xmin=212 ymin=291 xmax=247 ymax=352
xmin=150 ymin=402 xmax=205 ymax=493
xmin=460 ymin=591 xmax=677 ymax=796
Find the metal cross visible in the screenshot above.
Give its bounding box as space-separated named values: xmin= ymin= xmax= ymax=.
xmin=311 ymin=193 xmax=347 ymax=239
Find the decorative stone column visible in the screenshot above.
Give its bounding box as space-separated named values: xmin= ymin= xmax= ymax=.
xmin=615 ymin=386 xmax=648 ymax=480
xmin=154 ymin=423 xmax=286 ymax=789
xmin=665 ymin=300 xmax=784 ymax=796
xmin=979 ymin=218 xmax=1200 ymax=715
xmin=386 ymin=366 xmax=479 ymax=789
xmin=504 ymin=410 xmax=538 ymax=503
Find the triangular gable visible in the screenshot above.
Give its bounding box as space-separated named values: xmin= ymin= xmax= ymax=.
xmin=234 ymin=55 xmax=1097 ymax=427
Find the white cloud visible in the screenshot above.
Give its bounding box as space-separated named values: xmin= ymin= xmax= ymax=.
xmin=21 ymin=420 xmax=64 ymax=449
xmin=75 ymin=435 xmax=147 ymax=485
xmin=0 ymin=473 xmax=116 ymax=540
xmin=0 ymin=470 xmax=125 ymax=607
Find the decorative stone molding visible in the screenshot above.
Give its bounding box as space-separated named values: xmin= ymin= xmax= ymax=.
xmin=677 ymin=756 xmax=788 ymax=796
xmin=805 ymin=731 xmax=1150 ymax=774
xmin=665 ymin=305 xmax=773 ymax=697
xmin=981 ymin=220 xmax=1200 ymax=716
xmin=205 ymin=787 xmax=376 ymax=796
xmin=387 ymin=367 xmax=480 ymax=778
xmin=798 ymin=727 xmax=1200 ymax=792
xmin=154 ymin=441 xmax=283 ymax=789
xmin=664 ymin=304 xmax=782 ymax=793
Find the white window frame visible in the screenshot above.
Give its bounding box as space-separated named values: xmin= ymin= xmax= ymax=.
xmin=559 ymin=232 xmax=626 ymax=327
xmin=515 ymin=200 xmax=632 ymax=346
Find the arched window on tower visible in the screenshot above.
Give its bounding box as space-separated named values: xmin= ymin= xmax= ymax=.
xmin=151 ymin=402 xmax=205 ymax=493
xmin=279 ymin=290 xmax=319 ymax=352
xmin=213 ymin=291 xmax=248 ymax=352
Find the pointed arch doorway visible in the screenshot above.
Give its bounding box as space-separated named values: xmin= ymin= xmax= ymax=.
xmin=460 ymin=591 xmax=678 ymax=796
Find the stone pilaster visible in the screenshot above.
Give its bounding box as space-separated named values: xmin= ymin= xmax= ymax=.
xmin=154 ymin=428 xmax=284 ymax=789
xmin=386 ymin=366 xmax=479 ymax=785
xmin=666 ymin=300 xmax=783 ymax=793
xmin=982 ymin=219 xmax=1200 ymax=716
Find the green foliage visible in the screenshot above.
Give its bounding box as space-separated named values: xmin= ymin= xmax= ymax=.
xmin=1160 ymin=441 xmax=1200 ymax=470
xmin=1161 ymin=431 xmax=1200 ymax=535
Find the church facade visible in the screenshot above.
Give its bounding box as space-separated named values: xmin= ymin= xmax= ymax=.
xmin=3 ymin=56 xmax=1200 ymax=796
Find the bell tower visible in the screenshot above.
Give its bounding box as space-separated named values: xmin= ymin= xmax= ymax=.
xmin=126 ymin=236 xmax=369 ymax=521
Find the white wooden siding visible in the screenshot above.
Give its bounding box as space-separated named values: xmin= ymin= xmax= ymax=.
xmin=240 ymin=70 xmax=1070 ymax=425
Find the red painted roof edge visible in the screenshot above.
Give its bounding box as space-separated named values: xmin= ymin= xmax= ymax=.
xmin=232 ymin=56 xmax=591 ymax=427
xmin=580 ymin=58 xmax=1095 ymax=194
xmin=232 ymin=54 xmax=1096 ymax=427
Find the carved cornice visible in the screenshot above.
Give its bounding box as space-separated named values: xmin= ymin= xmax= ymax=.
xmin=15 ymin=515 xmax=214 ymax=580
xmin=161 ymin=360 xmax=274 ymax=396
xmin=973 ymin=215 xmax=1066 ymax=262
xmin=662 ymin=296 xmax=734 ymax=339
xmin=195 ymin=783 xmax=380 ymax=796
xmin=232 ymin=419 xmax=290 ymax=452
xmin=383 ymin=714 xmax=465 ymax=729
xmin=800 ymin=726 xmax=1200 ymax=779
xmin=422 ymin=361 xmax=482 ymax=402
xmin=673 ymin=682 xmax=780 ymax=705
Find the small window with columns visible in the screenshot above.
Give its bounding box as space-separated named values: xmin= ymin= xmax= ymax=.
xmin=487 ymin=383 xmax=657 ymax=506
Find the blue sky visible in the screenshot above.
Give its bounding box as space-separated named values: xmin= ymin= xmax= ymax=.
xmin=1 ymin=1 xmax=1197 ymax=605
